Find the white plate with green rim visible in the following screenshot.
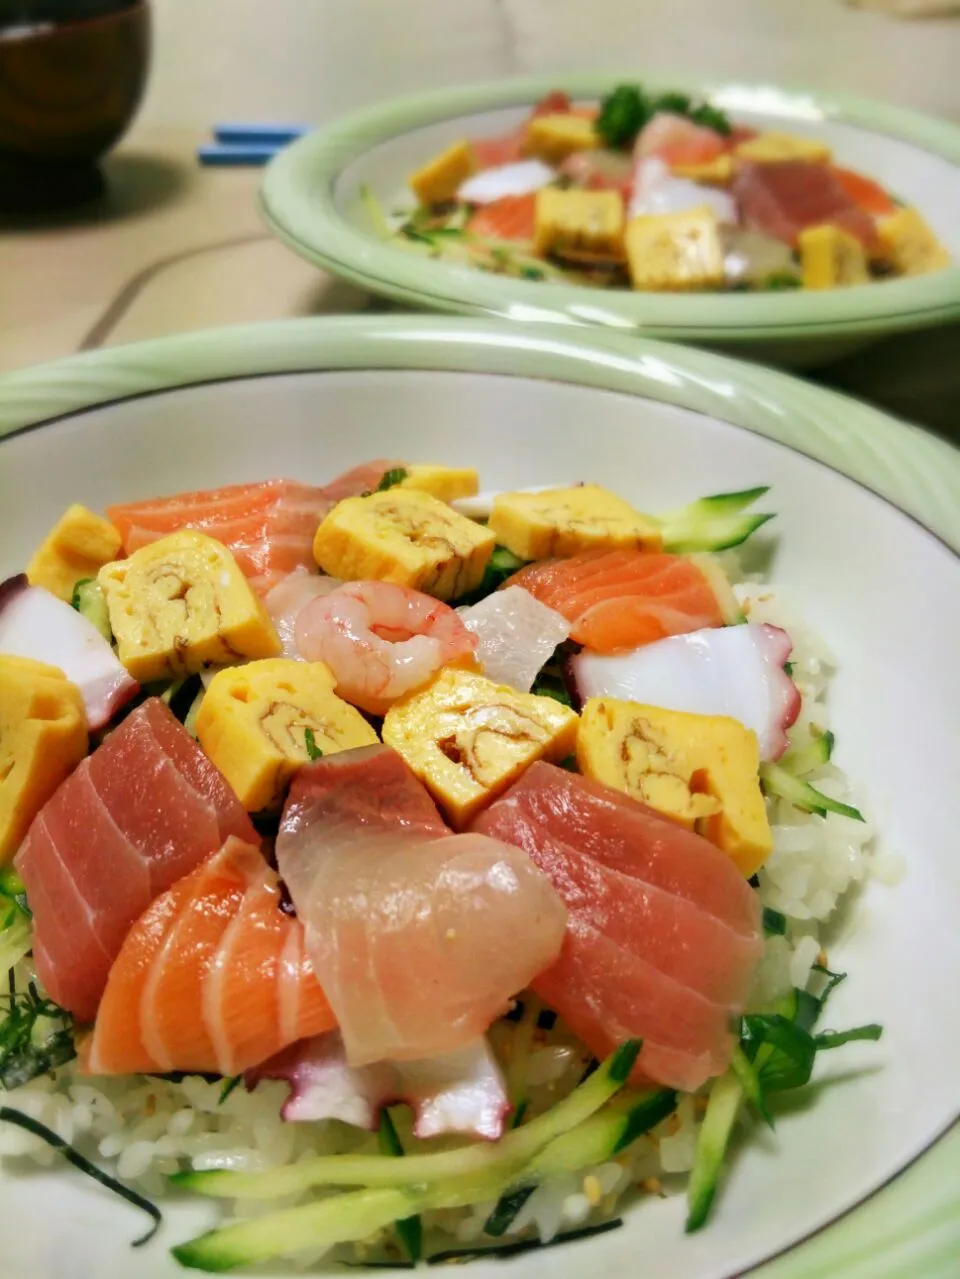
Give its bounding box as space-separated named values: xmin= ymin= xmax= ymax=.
xmin=0 ymin=317 xmax=957 ymax=1279
xmin=258 ymin=74 xmax=960 ymax=369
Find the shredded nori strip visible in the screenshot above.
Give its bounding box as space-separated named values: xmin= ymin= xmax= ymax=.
xmin=0 ymin=1107 xmax=162 ymax=1246
xmin=427 ymin=1218 xmax=623 ymax=1264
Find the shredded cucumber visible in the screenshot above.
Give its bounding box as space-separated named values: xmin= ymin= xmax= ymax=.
xmin=359 ymin=185 xmax=392 ymax=240
xmin=484 ymin=1088 xmax=676 ymax=1237
xmin=658 ymin=487 xmax=774 ymax=554
xmin=760 ymin=761 xmax=864 ymax=822
xmin=173 ymin=1039 xmax=641 ymax=1202
xmin=377 ymin=1110 xmax=422 ymax=1262
xmin=685 ymin=1070 xmax=743 ymax=1233
xmin=778 ymin=730 xmax=834 ymax=777
xmin=172 ymin=1042 xmax=642 ymax=1271
xmin=70 ymin=578 xmax=112 ymax=642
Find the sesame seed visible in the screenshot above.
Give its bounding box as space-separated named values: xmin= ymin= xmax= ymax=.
xmin=583 ymin=1174 xmax=602 ymax=1207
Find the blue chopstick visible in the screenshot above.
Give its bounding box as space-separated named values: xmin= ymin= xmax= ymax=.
xmin=197 ymin=142 xmax=286 ymax=167
xmin=213 ymin=123 xmax=309 ymax=146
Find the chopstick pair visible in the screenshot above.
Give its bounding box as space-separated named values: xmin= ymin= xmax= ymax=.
xmin=197 ymin=123 xmax=309 ymax=167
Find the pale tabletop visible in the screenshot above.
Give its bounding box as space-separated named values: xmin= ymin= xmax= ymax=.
xmin=2 ymin=125 xmax=958 ymax=443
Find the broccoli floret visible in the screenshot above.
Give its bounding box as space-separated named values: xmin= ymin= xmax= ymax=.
xmin=596 ymin=84 xmax=651 ymax=150
xmin=651 ymin=91 xmax=693 ymax=117
xmin=690 ymin=103 xmax=733 ymax=137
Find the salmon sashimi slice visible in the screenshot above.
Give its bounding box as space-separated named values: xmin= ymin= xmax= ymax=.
xmin=472 ymin=762 xmax=763 ymax=1092
xmin=467 ymin=193 xmax=537 ymax=242
xmin=635 ymin=113 xmax=728 ymax=166
xmin=507 ymin=549 xmax=725 ymax=654
xmin=275 ymin=745 xmax=567 ymax=1067
xmin=107 ymin=462 xmax=394 ymax=595
xmin=15 ymin=699 xmax=256 ymax=1023
xmin=733 ymin=160 xmax=878 ymax=248
xmin=831 ymin=166 xmax=897 ymax=218
xmin=83 ymin=838 xmax=336 ymax=1075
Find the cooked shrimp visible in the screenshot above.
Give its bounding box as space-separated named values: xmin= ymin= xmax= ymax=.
xmin=294 ymin=581 xmax=478 ymax=715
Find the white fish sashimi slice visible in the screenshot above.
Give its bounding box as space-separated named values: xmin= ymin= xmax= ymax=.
xmin=251 ymin=1031 xmax=509 ymax=1139
xmin=458 ymin=159 xmax=556 ymax=205
xmin=264 ymin=565 xmax=343 ymax=659
xmin=628 ymin=156 xmax=737 ymax=224
xmin=569 ymin=623 xmax=801 ymax=761
xmin=459 ymin=586 xmax=570 ymax=693
xmin=0 ymin=576 xmax=138 ymax=731
xmin=276 ymin=746 xmax=567 ymax=1066
xmin=452 ymin=484 xmax=577 ymax=522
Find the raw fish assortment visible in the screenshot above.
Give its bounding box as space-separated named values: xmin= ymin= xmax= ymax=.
xmin=390 ymin=83 xmax=949 ymax=292
xmin=0 ymin=461 xmax=881 ymax=1271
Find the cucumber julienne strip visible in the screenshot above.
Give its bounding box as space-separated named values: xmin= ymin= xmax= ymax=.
xmin=484 ymin=1088 xmax=677 ymax=1237
xmin=174 ymin=1072 xmax=655 ymax=1273
xmin=172 ymin=1039 xmax=641 ymax=1201
xmin=760 ymin=762 xmax=865 ymax=822
xmin=684 ymin=1071 xmax=743 ymax=1234
xmin=377 ymin=1110 xmax=422 ymax=1263
xmin=658 ymin=487 xmax=774 ymax=553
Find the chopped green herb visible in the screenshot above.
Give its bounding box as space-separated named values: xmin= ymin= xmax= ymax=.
xmin=376 ymin=467 xmax=409 ymax=492
xmin=0 ymin=1106 xmax=161 ymax=1246
xmin=218 ymin=1075 xmax=242 ymax=1104
xmin=762 ymin=907 xmax=787 ymax=937
xmin=304 ymin=728 xmax=323 ymax=761
xmin=0 ymin=979 xmax=75 ymax=1091
xmin=530 ymin=675 xmax=573 ymax=708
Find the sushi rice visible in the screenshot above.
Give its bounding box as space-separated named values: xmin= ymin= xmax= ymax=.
xmin=0 ymin=565 xmax=883 ymax=1268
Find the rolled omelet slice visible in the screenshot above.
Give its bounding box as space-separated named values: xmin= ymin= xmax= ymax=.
xmin=313 ymin=488 xmax=495 ymax=602
xmin=98 ymin=530 xmax=281 ymax=682
xmin=0 ymin=656 xmax=88 ymax=862
xmin=577 ymin=698 xmax=772 ymax=877
xmin=26 ymin=503 xmax=123 ymax=602
xmin=382 ymin=667 xmax=578 ymax=829
xmin=196 ymin=659 xmax=379 ymax=811
xmin=488 ymin=484 xmax=663 ymax=560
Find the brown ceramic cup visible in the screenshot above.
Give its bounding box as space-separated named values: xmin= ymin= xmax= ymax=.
xmin=0 ymin=0 xmax=151 ymax=211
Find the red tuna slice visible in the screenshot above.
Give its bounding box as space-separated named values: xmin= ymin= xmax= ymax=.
xmin=15 ymin=698 xmax=256 ymax=1023
xmin=276 ymin=745 xmax=567 ymax=1067
xmin=733 ymin=160 xmax=877 ymax=248
xmin=107 ymin=462 xmax=395 ymax=595
xmin=472 ymin=762 xmax=763 ymax=1092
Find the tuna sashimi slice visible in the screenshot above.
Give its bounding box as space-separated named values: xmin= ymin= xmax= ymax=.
xmin=251 ymin=1031 xmax=510 ymax=1139
xmin=16 ymin=699 xmax=256 ymax=1023
xmin=472 ymin=763 xmax=763 ymax=1092
xmin=84 ymin=838 xmax=336 ymax=1076
xmin=507 ymin=549 xmax=726 ymax=654
xmin=733 ymin=160 xmax=877 ymax=248
xmin=107 ymin=462 xmax=395 ymax=595
xmin=276 ymin=745 xmax=567 ymax=1066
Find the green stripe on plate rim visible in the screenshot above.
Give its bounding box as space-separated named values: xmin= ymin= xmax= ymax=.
xmin=0 ymin=315 xmax=957 ymax=1279
xmin=257 ymin=73 xmax=960 ymax=343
